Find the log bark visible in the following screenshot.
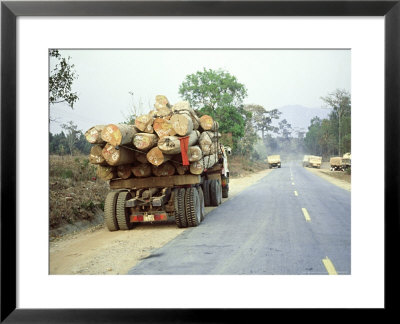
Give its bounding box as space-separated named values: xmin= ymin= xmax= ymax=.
xmin=199 ymin=131 xmax=221 ymax=155
xmin=102 ymin=144 xmax=136 ymax=166
xmin=85 ymin=125 xmax=106 ymax=144
xmin=100 ymin=124 xmax=138 ymax=146
xmin=117 ymin=164 xmax=132 ymax=179
xmin=131 ymin=163 xmax=152 ymax=178
xmin=189 ymin=154 xmax=218 ymax=175
xmin=153 ymin=118 xmax=176 ymax=138
xmin=135 ymin=114 xmax=154 ymax=132
xmin=154 ymin=95 xmax=171 ymax=109
xmin=135 ymin=151 xmax=149 ymax=164
xmin=188 ymin=145 xmax=203 ymax=162
xmin=96 ymin=165 xmax=117 ymax=180
xmin=199 ymin=115 xmax=219 ymax=131
xmin=175 ymin=164 xmax=189 ymax=175
xmin=146 ymin=147 xmax=171 ymax=166
xmin=152 ymin=162 xmax=176 ymax=177
xmin=89 ymin=144 xmax=107 ymax=165
xmin=170 ymin=113 xmax=194 ymax=136
xmin=133 ymin=133 xmax=158 ymax=151
xmin=158 ymin=130 xmax=200 ymax=155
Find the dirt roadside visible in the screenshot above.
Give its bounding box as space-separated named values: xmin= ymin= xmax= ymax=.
xmin=49 ymin=169 xmax=273 ymax=275
xmin=305 ymin=167 xmax=351 ymax=192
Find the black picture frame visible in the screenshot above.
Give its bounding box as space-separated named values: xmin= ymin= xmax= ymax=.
xmin=1 ymin=0 xmax=399 ymax=322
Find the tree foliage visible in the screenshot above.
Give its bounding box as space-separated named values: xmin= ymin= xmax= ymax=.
xmin=304 ymin=89 xmax=351 ymax=157
xmin=244 ymin=105 xmax=281 ymax=139
xmin=49 ymin=49 xmax=79 ymax=109
xmin=50 ymin=121 xmax=91 ymax=155
xmin=179 ymin=68 xmax=249 ymax=149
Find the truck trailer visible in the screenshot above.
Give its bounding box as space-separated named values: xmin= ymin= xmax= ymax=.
xmin=103 ymin=145 xmax=230 ymax=231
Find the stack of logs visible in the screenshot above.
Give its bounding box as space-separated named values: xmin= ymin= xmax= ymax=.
xmin=85 ymin=95 xmax=222 ymax=181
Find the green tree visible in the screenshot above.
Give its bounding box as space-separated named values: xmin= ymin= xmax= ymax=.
xmin=245 ymin=104 xmax=281 ymax=139
xmin=61 ymin=121 xmax=80 ymax=156
xmin=179 ymin=68 xmax=248 ymax=149
xmin=304 ymin=116 xmax=322 ymax=155
xmin=321 ymin=89 xmax=351 ymax=155
xmin=49 ymin=50 xmax=79 ymax=110
xmin=278 ymin=119 xmax=292 ymax=140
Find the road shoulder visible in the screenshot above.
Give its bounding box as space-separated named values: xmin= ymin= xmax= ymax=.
xmin=305 ymin=167 xmax=351 ymax=192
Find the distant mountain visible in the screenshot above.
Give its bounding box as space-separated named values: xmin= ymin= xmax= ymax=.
xmin=272 ymin=105 xmax=330 ymax=132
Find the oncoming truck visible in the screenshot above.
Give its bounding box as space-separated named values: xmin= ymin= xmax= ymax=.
xmin=103 ymin=144 xmax=230 ymax=231
xmin=330 ymin=156 xmax=343 ymax=171
xmin=267 ymin=155 xmax=281 ymax=168
xmin=304 ymin=155 xmax=322 ymax=168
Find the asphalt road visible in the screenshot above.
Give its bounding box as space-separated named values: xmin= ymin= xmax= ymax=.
xmin=128 ymin=161 xmax=351 ymax=275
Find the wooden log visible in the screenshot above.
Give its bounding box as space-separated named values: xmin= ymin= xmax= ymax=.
xmin=153 ymin=118 xmax=176 ymax=138
xmin=133 ymin=133 xmax=158 ymax=151
xmin=102 ymin=144 xmax=136 ymax=166
xmin=142 ymin=188 xmax=158 ymax=199
xmin=175 ymin=164 xmax=189 ymax=175
xmin=199 ymin=131 xmax=221 ymax=155
xmin=154 ymin=95 xmax=171 ymax=109
xmin=117 ymin=164 xmax=132 ymax=179
xmin=89 ymin=144 xmax=107 ymax=165
xmin=152 ymin=162 xmax=176 ymax=177
xmin=131 ymin=163 xmax=152 ymax=178
xmin=199 ymin=115 xmax=219 ymax=131
xmin=155 ymin=106 xmax=172 ymax=118
xmin=85 ymin=125 xmax=106 ymax=144
xmin=188 ymin=145 xmax=203 ymax=162
xmin=146 ymin=147 xmax=172 ymax=166
xmin=170 ymin=113 xmax=194 ymax=136
xmin=134 ymin=114 xmax=154 ymax=132
xmin=158 ymin=130 xmax=200 ymax=155
xmin=189 ymin=154 xmax=218 ymax=175
xmin=100 ymin=124 xmax=138 ymax=146
xmin=144 ymin=123 xmax=154 ymax=134
xmin=135 ymin=151 xmax=149 ymax=164
xmin=172 ymin=101 xmax=201 ymax=130
xmin=96 ymin=165 xmax=117 ymax=180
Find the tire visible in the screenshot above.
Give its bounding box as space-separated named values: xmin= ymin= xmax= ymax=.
xmin=197 ymin=186 xmax=205 ymax=221
xmin=116 ymin=191 xmax=134 ymax=230
xmin=185 ymin=187 xmax=201 ymax=227
xmin=174 ymin=188 xmax=187 ymax=228
xmin=104 ymin=191 xmax=120 ymax=231
xmin=201 ymin=179 xmax=211 ymax=207
xmin=222 ymin=183 xmax=229 ymax=198
xmin=209 ymin=179 xmax=222 ymax=207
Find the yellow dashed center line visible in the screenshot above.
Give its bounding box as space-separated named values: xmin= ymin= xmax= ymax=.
xmin=301 ymin=208 xmax=311 ymax=222
xmin=292 ymin=182 xmax=295 ymax=185
xmin=294 ymin=191 xmax=298 ymax=196
xmin=322 ymin=257 xmax=338 ymax=275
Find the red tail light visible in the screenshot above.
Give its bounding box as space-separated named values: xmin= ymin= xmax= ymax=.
xmin=154 ymin=214 xmax=167 ymax=221
xmin=131 ymin=215 xmax=144 ymax=222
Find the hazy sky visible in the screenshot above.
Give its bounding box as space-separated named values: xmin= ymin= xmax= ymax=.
xmin=49 ymin=49 xmax=351 ymax=134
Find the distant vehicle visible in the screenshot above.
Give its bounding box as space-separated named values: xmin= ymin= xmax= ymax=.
xmin=302 ymin=155 xmax=310 ymax=167
xmin=308 ymin=155 xmax=322 ymax=168
xmin=267 ymin=155 xmax=281 ymax=168
xmin=330 ymin=156 xmax=343 ymax=171
xmin=342 ymin=152 xmax=351 ymax=170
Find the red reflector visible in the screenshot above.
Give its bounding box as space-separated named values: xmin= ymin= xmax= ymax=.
xmin=131 ymin=215 xmax=144 ymax=222
xmin=154 ymin=214 xmax=167 ymax=221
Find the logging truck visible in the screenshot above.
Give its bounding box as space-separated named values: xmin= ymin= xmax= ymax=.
xmin=102 ymin=144 xmax=230 ymax=231
xmin=342 ymin=152 xmax=351 ymax=170
xmin=267 ymin=155 xmax=281 ymax=168
xmin=330 ymin=156 xmax=343 ymax=171
xmin=308 ymin=155 xmax=322 ymax=168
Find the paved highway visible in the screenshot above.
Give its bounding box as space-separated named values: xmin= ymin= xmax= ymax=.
xmin=128 ymin=161 xmax=351 ymax=275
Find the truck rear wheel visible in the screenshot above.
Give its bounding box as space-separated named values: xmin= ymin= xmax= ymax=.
xmin=222 ymin=184 xmax=229 ymax=198
xmin=198 ymin=186 xmax=205 ymax=221
xmin=104 ymin=191 xmax=120 ymax=231
xmin=210 ymin=179 xmax=222 ymax=207
xmin=116 ymin=191 xmax=134 ymax=230
xmin=202 ymin=179 xmax=211 ymax=207
xmin=174 ymin=188 xmax=187 ymax=228
xmin=185 ymin=187 xmax=201 ymax=227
